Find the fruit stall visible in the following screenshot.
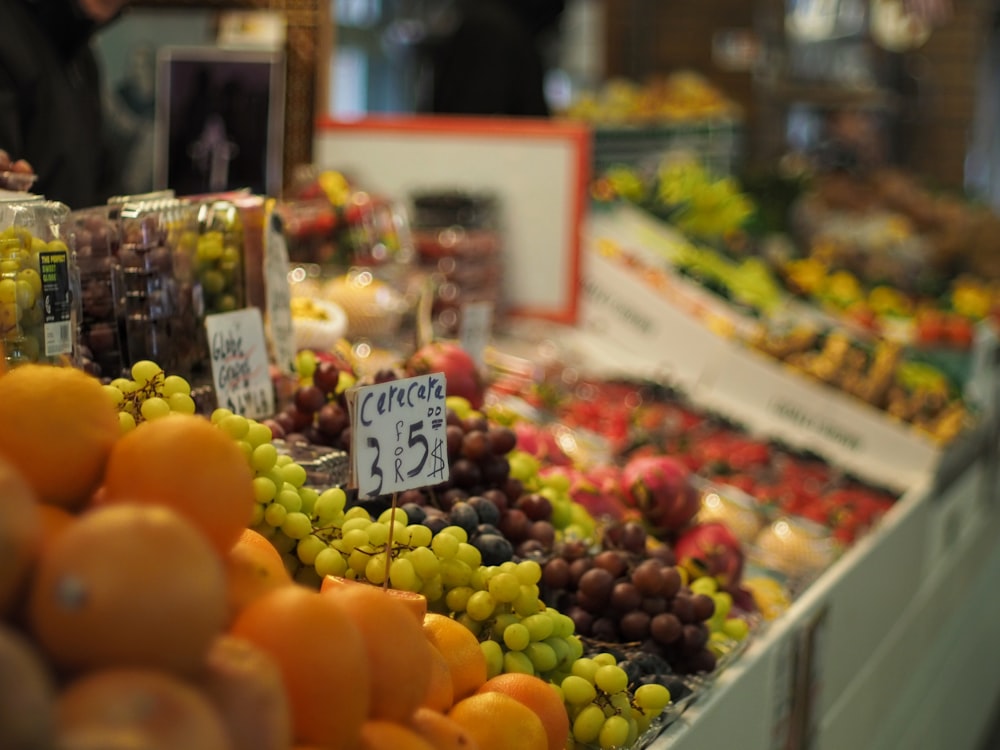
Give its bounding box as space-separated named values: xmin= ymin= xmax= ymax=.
xmin=1 ymin=112 xmax=1000 ymax=750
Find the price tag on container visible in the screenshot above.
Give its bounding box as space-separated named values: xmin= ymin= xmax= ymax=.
xmin=205 ymin=307 xmax=275 ymax=420
xmin=263 ymin=208 xmax=296 ymax=375
xmin=347 ymin=373 xmax=450 ymax=498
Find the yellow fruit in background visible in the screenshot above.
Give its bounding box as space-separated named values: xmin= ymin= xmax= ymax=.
xmin=0 ymin=364 xmax=118 ymax=510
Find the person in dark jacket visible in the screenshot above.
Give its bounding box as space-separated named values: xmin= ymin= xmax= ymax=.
xmin=422 ymin=0 xmax=565 ymax=117
xmin=0 ymin=0 xmax=128 ymax=208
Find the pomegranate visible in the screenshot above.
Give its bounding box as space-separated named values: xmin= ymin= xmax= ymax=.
xmin=405 ymin=341 xmax=485 ymax=409
xmin=622 ymin=454 xmax=701 ymax=533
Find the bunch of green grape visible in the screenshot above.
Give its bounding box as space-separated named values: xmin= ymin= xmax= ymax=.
xmin=561 ymin=654 xmax=672 ymax=750
xmin=103 ymin=359 xmax=197 ymax=433
xmin=689 ymin=575 xmax=751 ymax=659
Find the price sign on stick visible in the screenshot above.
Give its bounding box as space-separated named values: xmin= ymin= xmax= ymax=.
xmin=347 ymin=373 xmax=450 ymax=498
xmin=205 ymin=308 xmax=275 ymax=420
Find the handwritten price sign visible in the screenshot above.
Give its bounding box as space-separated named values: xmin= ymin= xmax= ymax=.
xmin=348 ymin=373 xmax=450 ymax=498
xmin=204 ymin=308 xmax=275 ymax=420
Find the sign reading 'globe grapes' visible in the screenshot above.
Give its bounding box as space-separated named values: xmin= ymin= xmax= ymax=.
xmin=347 ymin=373 xmax=450 ymax=498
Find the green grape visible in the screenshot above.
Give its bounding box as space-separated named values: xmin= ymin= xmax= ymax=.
xmin=553 ymin=612 xmax=575 ymax=639
xmin=389 ymin=557 xmax=420 ymax=591
xmin=167 ymin=393 xmax=196 ymax=415
xmin=599 ymin=715 xmax=630 ymax=750
xmin=523 ymin=613 xmax=555 ymax=642
xmin=723 ymin=617 xmax=749 ymax=641
xmin=634 ymin=683 xmax=671 ymax=713
xmin=314 ymin=546 xmax=348 ymax=578
xmin=712 ymin=591 xmax=733 ymax=622
xmin=608 ymin=691 xmax=631 ymax=713
xmin=117 ymin=411 xmax=136 ymax=434
xmin=342 ymin=517 xmax=372 ymax=534
xmin=572 ymin=704 xmax=605 ymax=745
xmin=440 ymin=559 xmax=472 ymax=588
xmin=515 ymin=560 xmax=542 ymax=586
xmin=218 ymin=414 xmax=250 ymax=439
xmin=235 ymin=441 xmax=253 ymax=461
xmin=211 ymin=407 xmax=233 ymax=424
xmin=591 ymin=653 xmax=617 ymax=668
xmin=502 ymin=650 xmax=534 ymax=676
xmin=161 ymin=374 xmax=191 ymax=397
xmin=544 ymin=636 xmax=571 ymax=667
xmin=365 ymin=554 xmax=388 ymax=585
xmin=344 ymin=506 xmax=371 ymax=521
xmin=481 ymin=640 xmax=504 ymax=679
xmin=366 ymin=522 xmax=390 ymax=547
xmin=525 ymin=642 xmax=558 ymax=673
xmin=406 ymin=524 xmax=432 ymax=547
xmin=456 ymin=542 xmax=482 ymax=569
xmin=571 ymin=658 xmax=599 ymax=683
xmin=432 ymin=533 xmax=459 ymax=559
xmin=270 ymin=531 xmax=296 ymax=554
xmin=276 ymin=488 xmax=303 ymax=513
xmin=377 ymin=506 xmax=409 ymax=526
xmin=253 ymin=477 xmax=277 ymax=504
xmin=445 ymin=585 xmax=474 ymax=613
xmin=296 ymin=349 xmax=317 ymax=380
xmin=439 ymin=525 xmax=468 ymax=544
xmin=466 ymin=590 xmax=496 ymax=621
xmin=487 ymin=572 xmax=520 ymax=603
xmin=140 ymin=397 xmax=171 ymax=421
xmin=131 ymin=359 xmax=164 ymax=386
xmin=102 ymin=385 xmax=124 ymax=407
xmin=594 ymin=664 xmax=628 ymax=695
xmin=251 ymin=443 xmax=278 ymax=472
xmin=422 ymin=575 xmax=444 ymax=604
xmin=502 ymin=623 xmax=530 ymax=651
xmin=263 ymin=502 xmax=287 ymax=527
xmin=275 ymin=454 xmax=293 ymax=468
xmin=314 ymin=488 xmax=347 ymax=520
xmin=297 ymin=535 xmax=327 ymax=565
xmin=458 ymin=613 xmax=483 ymax=637
xmin=566 ymin=635 xmax=584 ymax=662
xmin=249 ymin=503 xmax=264 ymax=526
xmin=280 ymin=462 xmax=307 ymax=488
xmin=299 ymin=487 xmax=318 ymax=515
xmin=348 ymin=546 xmax=372 ymax=575
xmin=690 ymin=576 xmax=718 ymax=596
xmin=341 ymin=528 xmax=370 ymax=551
xmin=408 ymin=545 xmax=440 ymax=580
xmin=513 ymin=586 xmax=542 ymax=617
xmin=281 ymin=512 xmax=312 ymax=540
xmin=246 ymin=420 xmax=273 ymax=447
xmin=561 ymin=675 xmax=597 ymax=705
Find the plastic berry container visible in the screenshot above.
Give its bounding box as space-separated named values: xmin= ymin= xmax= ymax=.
xmin=64 ymin=205 xmax=129 ymax=379
xmin=193 ymin=197 xmax=247 ymax=315
xmin=0 ymin=198 xmax=79 ymax=368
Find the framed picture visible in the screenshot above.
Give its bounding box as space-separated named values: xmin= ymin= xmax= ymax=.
xmin=153 ymin=46 xmax=286 ymax=196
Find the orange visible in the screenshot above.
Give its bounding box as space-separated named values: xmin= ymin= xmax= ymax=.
xmin=422 ymin=613 xmax=488 ymax=701
xmin=448 ymin=692 xmax=548 ymax=750
xmin=0 ymin=623 xmax=57 ymax=750
xmin=475 ymin=673 xmax=570 ymax=750
xmin=409 ymin=707 xmax=481 ymax=750
xmin=36 ymin=503 xmax=75 ymax=553
xmin=421 ymin=642 xmax=454 ymax=712
xmin=0 ymin=364 xmax=118 ymax=510
xmin=225 ymin=528 xmax=293 ymax=621
xmin=321 ymin=574 xmax=428 ymax=623
xmin=57 ymin=668 xmax=231 ymax=750
xmin=229 ymin=584 xmax=369 ymax=748
xmin=199 ymin=634 xmax=293 ymax=750
xmin=360 ymin=720 xmax=435 ymax=750
xmin=323 ymin=579 xmax=433 ymax=723
xmin=0 ymin=455 xmax=41 ymax=617
xmin=101 ymin=413 xmax=255 ymax=557
xmin=28 ymin=503 xmax=228 ymax=677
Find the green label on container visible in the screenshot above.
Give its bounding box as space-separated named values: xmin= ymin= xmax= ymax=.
xmin=39 ymin=250 xmax=72 ymax=356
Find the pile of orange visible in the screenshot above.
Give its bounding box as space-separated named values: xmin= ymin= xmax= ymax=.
xmin=0 ymin=362 xmax=574 ymax=750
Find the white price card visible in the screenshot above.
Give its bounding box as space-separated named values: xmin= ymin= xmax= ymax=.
xmin=205 ymin=307 xmax=275 ymax=420
xmin=347 ymin=373 xmax=450 ymax=498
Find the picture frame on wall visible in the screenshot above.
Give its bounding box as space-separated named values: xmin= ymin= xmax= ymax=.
xmin=153 ymin=46 xmax=286 ymax=197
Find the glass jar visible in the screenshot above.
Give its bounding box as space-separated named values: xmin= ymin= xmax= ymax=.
xmin=0 ymin=198 xmax=78 ymax=368
xmin=194 ymin=197 xmax=247 ymax=315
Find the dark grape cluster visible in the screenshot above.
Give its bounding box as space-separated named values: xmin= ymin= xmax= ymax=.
xmin=265 ymin=357 xmax=355 ymax=450
xmin=541 ymin=520 xmax=718 ymax=676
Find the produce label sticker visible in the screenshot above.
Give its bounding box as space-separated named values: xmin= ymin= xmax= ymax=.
xmin=347 ymin=373 xmax=450 ymax=498
xmin=264 ymin=209 xmax=296 ymax=376
xmin=39 ymin=249 xmax=72 ymax=356
xmin=204 ymin=307 xmax=275 ymax=420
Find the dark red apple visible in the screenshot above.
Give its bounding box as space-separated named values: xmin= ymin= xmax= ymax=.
xmin=622 ymin=454 xmax=701 ymax=533
xmin=405 ymin=340 xmax=485 ymax=409
xmin=674 ymin=521 xmax=745 ymax=591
